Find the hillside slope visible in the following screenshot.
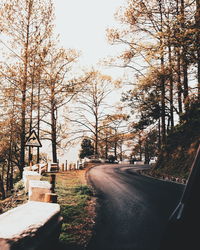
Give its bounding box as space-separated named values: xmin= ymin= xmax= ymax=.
xmin=155 ymin=112 xmax=200 ymax=179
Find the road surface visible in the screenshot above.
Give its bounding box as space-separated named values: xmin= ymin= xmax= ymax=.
xmin=86 ymin=164 xmax=184 ymax=250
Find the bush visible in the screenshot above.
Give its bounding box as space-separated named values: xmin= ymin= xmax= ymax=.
xmin=74 ymin=185 xmax=93 ymax=196
xmin=14 ymin=180 xmax=25 ymax=192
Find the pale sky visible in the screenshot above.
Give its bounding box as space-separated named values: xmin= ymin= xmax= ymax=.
xmin=51 ymin=0 xmax=127 ymax=163
xmin=53 ymin=0 xmax=125 ymax=77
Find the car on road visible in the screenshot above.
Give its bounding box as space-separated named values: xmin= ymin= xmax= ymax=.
xmin=159 ymin=144 xmax=200 ymax=250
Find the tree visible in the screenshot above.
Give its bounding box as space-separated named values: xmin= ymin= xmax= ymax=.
xmin=196 ymin=0 xmax=200 ymax=98
xmin=0 ymin=0 xmax=55 ymax=175
xmin=0 ymin=77 xmax=23 ymax=196
xmin=107 ymin=0 xmax=199 ymax=154
xmin=67 ymin=71 xmax=113 ymax=157
xmin=99 ymin=113 xmax=129 ymax=160
xmin=40 ymin=46 xmax=79 ymax=163
xmin=107 ymin=0 xmax=168 ymax=145
xmin=0 ymin=0 xmax=81 ymax=168
xmin=79 ymin=139 xmax=94 ymax=159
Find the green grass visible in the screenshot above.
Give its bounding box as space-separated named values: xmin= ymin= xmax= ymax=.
xmin=58 ymin=184 xmax=92 ymax=245
xmin=42 ymin=171 xmax=95 ymax=249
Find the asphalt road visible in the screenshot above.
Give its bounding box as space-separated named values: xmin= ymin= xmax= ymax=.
xmin=86 ymin=164 xmax=184 ymax=250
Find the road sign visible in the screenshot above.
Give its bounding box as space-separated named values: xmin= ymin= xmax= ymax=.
xmin=25 ymin=130 xmax=42 ymax=147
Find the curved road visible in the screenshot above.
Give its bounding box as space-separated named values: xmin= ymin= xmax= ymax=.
xmin=86 ymin=164 xmax=184 ymax=250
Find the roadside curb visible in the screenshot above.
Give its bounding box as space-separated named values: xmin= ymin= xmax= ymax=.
xmin=85 ymin=163 xmax=102 ymax=197
xmin=136 ymin=169 xmax=187 ymax=185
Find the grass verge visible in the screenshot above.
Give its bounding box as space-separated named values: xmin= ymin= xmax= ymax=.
xmin=43 ymin=170 xmax=96 ymax=250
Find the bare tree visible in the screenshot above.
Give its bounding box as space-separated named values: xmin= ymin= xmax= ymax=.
xmin=39 ymin=46 xmax=80 ymax=163
xmin=67 ymin=71 xmax=113 ymax=157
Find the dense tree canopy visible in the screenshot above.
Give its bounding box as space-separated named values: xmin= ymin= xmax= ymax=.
xmin=107 ymin=0 xmax=200 ymax=152
xmin=79 ymin=139 xmax=94 ymax=159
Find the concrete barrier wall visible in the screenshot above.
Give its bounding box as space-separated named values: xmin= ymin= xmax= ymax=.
xmin=23 ymin=171 xmax=41 ymax=192
xmin=0 ymin=168 xmax=62 ymax=250
xmin=29 ymin=180 xmax=51 ymax=202
xmin=0 ymin=201 xmax=62 ymax=250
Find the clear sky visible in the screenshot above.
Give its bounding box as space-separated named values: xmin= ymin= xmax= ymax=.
xmin=53 ymin=0 xmax=125 ymax=78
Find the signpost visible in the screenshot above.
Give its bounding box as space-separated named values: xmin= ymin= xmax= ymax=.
xmin=25 ymin=130 xmax=42 ymax=166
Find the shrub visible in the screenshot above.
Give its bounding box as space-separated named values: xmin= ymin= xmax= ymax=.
xmin=74 ymin=185 xmax=93 ymax=196
xmin=14 ymin=180 xmax=25 ymax=191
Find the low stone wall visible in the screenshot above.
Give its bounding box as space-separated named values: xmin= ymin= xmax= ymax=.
xmin=0 ymin=201 xmax=62 ymax=250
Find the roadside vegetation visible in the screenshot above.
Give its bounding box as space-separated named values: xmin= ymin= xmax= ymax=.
xmin=154 ymin=104 xmax=200 ymax=179
xmin=106 ymin=0 xmax=200 ymax=179
xmin=0 ymin=177 xmax=27 ymax=214
xmin=0 ymin=168 xmax=96 ymax=249
xmin=43 ymin=170 xmax=96 ymax=250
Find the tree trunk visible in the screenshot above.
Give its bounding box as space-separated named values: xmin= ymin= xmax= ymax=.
xmin=28 ymin=78 xmax=34 ymax=165
xmin=6 ymin=135 xmax=14 ymax=191
xmin=114 ymin=142 xmax=117 ymax=159
xmin=20 ymin=3 xmax=31 ymax=177
xmin=177 ymin=48 xmax=183 ymax=118
xmin=37 ymin=80 xmax=41 ymax=163
xmin=10 ymin=162 xmax=14 ymax=191
xmin=51 ymin=106 xmax=57 ymax=163
xmin=168 ymin=43 xmax=174 ymax=130
xmin=114 ymin=129 xmax=117 ymax=159
xmin=94 ymin=114 xmax=98 ymax=157
xmin=8 ymin=87 xmax=15 ymax=191
xmin=182 ymin=52 xmax=189 ymax=111
xmin=20 ymin=90 xmax=26 ymax=177
xmin=119 ymin=142 xmax=123 ymax=161
xmin=0 ymin=175 xmax=5 ymax=200
xmin=196 ymin=0 xmax=200 ymax=98
xmin=138 ymin=134 xmax=142 ymax=161
xmin=158 ymin=118 xmax=161 ymax=151
xmin=105 ymin=135 xmax=108 ymax=159
xmin=180 ymin=0 xmax=189 ymax=112
xmin=6 ymin=161 xmax=10 ymax=192
xmin=176 ymin=0 xmax=183 ymax=119
xmin=159 ymin=0 xmax=166 ymax=145
xmin=6 ymin=130 xmax=12 ymax=191
xmin=1 ymin=164 xmax=6 ymax=199
xmin=51 ymin=122 xmax=57 ymax=163
xmin=144 ymin=141 xmax=150 ymax=164
xmin=50 ymin=81 xmax=58 ymax=163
